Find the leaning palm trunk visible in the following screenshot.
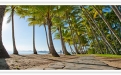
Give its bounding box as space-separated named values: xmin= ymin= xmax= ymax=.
xmin=90 ymin=23 xmax=111 ymax=54
xmin=33 ymin=25 xmax=37 ymax=54
xmin=75 ymin=32 xmax=82 ymax=51
xmin=12 ymin=7 xmax=18 ymax=54
xmin=47 ymin=16 xmax=59 ymax=57
xmin=87 ymin=21 xmax=103 ymax=54
xmin=69 ymin=44 xmax=75 ymax=54
xmin=43 ymin=24 xmax=51 ymax=54
xmin=58 ymin=26 xmax=71 ymax=55
xmin=69 ymin=23 xmax=80 ymax=54
xmin=94 ymin=27 xmax=113 ymax=54
xmin=81 ymin=6 xmax=118 ymax=54
xmin=0 ymin=5 xmax=10 ymax=58
xmin=92 ymin=5 xmax=121 ymax=45
xmin=89 ymin=21 xmax=112 ymax=54
xmin=111 ymin=5 xmax=121 ymax=22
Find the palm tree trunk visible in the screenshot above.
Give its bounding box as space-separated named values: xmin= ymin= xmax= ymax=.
xmin=47 ymin=16 xmax=59 ymax=57
xmin=69 ymin=26 xmax=80 ymax=54
xmin=69 ymin=44 xmax=75 ymax=54
xmin=81 ymin=6 xmax=118 ymax=54
xmin=43 ymin=24 xmax=51 ymax=54
xmin=58 ymin=26 xmax=71 ymax=55
xmin=111 ymin=5 xmax=121 ymax=22
xmin=33 ymin=25 xmax=37 ymax=54
xmin=0 ymin=5 xmax=10 ymax=58
xmin=75 ymin=32 xmax=82 ymax=51
xmin=12 ymin=7 xmax=18 ymax=55
xmin=92 ymin=26 xmax=111 ymax=54
xmin=90 ymin=21 xmax=111 ymax=54
xmin=92 ymin=5 xmax=121 ymax=45
xmin=88 ymin=21 xmax=103 ymax=54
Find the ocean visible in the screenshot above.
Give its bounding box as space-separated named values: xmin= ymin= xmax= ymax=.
xmin=7 ymin=51 xmax=62 ymax=55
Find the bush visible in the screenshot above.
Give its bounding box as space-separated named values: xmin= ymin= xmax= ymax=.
xmin=88 ymin=48 xmax=95 ymax=54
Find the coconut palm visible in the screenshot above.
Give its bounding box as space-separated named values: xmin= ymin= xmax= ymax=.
xmin=111 ymin=5 xmax=121 ymax=22
xmin=52 ymin=15 xmax=71 ymax=55
xmin=33 ymin=25 xmax=37 ymax=54
xmin=53 ymin=26 xmax=71 ymax=55
xmin=5 ymin=5 xmax=18 ymax=54
xmin=0 ymin=5 xmax=10 ymax=58
xmin=68 ymin=23 xmax=80 ymax=54
xmin=43 ymin=23 xmax=51 ymax=54
xmin=92 ymin=5 xmax=121 ymax=45
xmin=20 ymin=5 xmax=60 ymax=57
xmin=81 ymin=5 xmax=118 ymax=54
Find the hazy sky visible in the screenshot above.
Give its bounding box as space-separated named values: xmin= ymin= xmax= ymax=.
xmin=2 ymin=13 xmax=72 ymax=53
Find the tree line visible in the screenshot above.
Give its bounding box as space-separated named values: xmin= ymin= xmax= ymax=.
xmin=0 ymin=5 xmax=121 ymax=58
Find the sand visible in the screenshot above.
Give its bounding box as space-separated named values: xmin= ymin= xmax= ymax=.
xmin=0 ymin=54 xmax=79 ymax=70
xmin=95 ymin=56 xmax=121 ymax=69
xmin=1 ymin=54 xmax=121 ymax=70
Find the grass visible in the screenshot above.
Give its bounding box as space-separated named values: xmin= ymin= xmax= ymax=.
xmin=95 ymin=54 xmax=121 ymax=58
xmin=76 ymin=54 xmax=90 ymax=56
xmin=76 ymin=54 xmax=121 ymax=58
xmin=72 ymin=54 xmax=121 ymax=58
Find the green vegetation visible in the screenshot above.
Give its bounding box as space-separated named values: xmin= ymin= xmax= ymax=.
xmin=87 ymin=48 xmax=95 ymax=54
xmin=1 ymin=5 xmax=121 ymax=58
xmin=96 ymin=54 xmax=121 ymax=58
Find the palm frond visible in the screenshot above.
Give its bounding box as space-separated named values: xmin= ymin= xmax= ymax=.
xmin=7 ymin=12 xmax=12 ymax=23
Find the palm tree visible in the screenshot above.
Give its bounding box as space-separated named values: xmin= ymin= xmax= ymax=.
xmin=53 ymin=26 xmax=71 ymax=55
xmin=52 ymin=13 xmax=71 ymax=55
xmin=92 ymin=5 xmax=121 ymax=45
xmin=81 ymin=6 xmax=118 ymax=54
xmin=0 ymin=5 xmax=10 ymax=58
xmin=43 ymin=23 xmax=51 ymax=54
xmin=27 ymin=16 xmax=38 ymax=54
xmin=6 ymin=5 xmax=18 ymax=54
xmin=111 ymin=5 xmax=121 ymax=22
xmin=36 ymin=6 xmax=60 ymax=57
xmin=33 ymin=25 xmax=37 ymax=54
xmin=58 ymin=26 xmax=71 ymax=55
xmin=68 ymin=23 xmax=80 ymax=54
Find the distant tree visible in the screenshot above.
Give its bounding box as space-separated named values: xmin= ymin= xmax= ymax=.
xmin=5 ymin=5 xmax=18 ymax=54
xmin=27 ymin=16 xmax=37 ymax=54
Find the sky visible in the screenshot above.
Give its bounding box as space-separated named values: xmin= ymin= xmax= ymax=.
xmin=2 ymin=13 xmax=72 ymax=53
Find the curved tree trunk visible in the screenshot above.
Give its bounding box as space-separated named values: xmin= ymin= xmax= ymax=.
xmin=33 ymin=25 xmax=37 ymax=54
xmin=12 ymin=7 xmax=18 ymax=55
xmin=47 ymin=17 xmax=59 ymax=57
xmin=43 ymin=24 xmax=51 ymax=54
xmin=58 ymin=26 xmax=71 ymax=55
xmin=0 ymin=5 xmax=10 ymax=58
xmin=87 ymin=20 xmax=103 ymax=54
xmin=92 ymin=5 xmax=121 ymax=45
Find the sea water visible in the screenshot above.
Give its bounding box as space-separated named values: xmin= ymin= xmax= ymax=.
xmin=7 ymin=50 xmax=62 ymax=55
xmin=7 ymin=51 xmax=49 ymax=55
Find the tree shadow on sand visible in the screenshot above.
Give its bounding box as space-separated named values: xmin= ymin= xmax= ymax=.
xmin=0 ymin=58 xmax=10 ymax=70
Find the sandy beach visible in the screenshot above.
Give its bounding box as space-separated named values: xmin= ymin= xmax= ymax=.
xmin=95 ymin=56 xmax=121 ymax=69
xmin=0 ymin=54 xmax=79 ymax=70
xmin=1 ymin=54 xmax=121 ymax=70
